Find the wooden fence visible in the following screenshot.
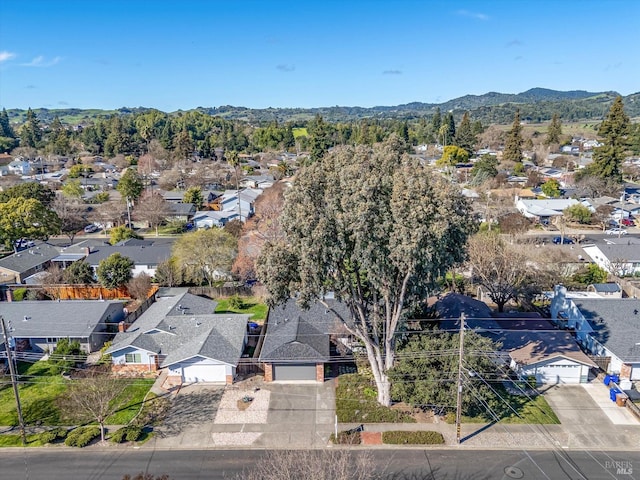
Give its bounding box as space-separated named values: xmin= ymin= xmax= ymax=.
xmin=188 ymin=285 xmax=257 ymax=299
xmin=11 ymin=284 xmax=131 ymax=300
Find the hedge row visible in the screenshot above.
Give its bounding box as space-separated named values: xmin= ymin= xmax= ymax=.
xmin=110 ymin=425 xmax=144 ymax=443
xmin=381 ymin=431 xmax=445 ymax=445
xmin=38 ymin=427 xmax=68 ymax=444
xmin=65 ymin=426 xmax=101 ymax=447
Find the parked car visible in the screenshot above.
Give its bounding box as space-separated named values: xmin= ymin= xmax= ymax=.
xmin=605 ymin=227 xmax=628 ymax=235
xmin=84 ymin=224 xmax=99 ymax=233
xmin=552 ymin=236 xmax=574 ymax=244
xmin=620 ymin=218 xmax=635 ymax=227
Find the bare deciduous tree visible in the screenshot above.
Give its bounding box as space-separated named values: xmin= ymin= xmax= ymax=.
xmin=58 ymin=369 xmax=133 ymax=442
xmin=467 ymin=233 xmax=529 ymax=312
xmin=52 ymin=195 xmax=87 ymax=244
xmin=235 ymin=449 xmax=380 ymax=480
xmin=127 ymin=272 xmax=152 ymax=301
xmin=133 ymin=192 xmax=171 ymax=236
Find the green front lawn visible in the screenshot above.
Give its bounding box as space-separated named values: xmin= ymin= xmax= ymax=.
xmin=336 ymin=374 xmax=416 ymax=423
xmin=448 ymin=387 xmax=560 ymax=425
xmin=0 ymin=362 xmax=153 ymax=428
xmin=215 ymin=296 xmax=268 ymax=321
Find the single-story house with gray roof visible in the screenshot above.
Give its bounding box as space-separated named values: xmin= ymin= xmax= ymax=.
xmin=0 ymin=243 xmax=61 ymax=284
xmin=583 ymin=244 xmax=640 ymax=277
xmin=434 ymin=293 xmax=596 ymax=384
xmin=258 ymin=298 xmax=352 ymax=382
xmin=551 ymin=285 xmax=640 ymax=380
xmin=587 ymin=283 xmax=623 ymax=298
xmin=106 ymin=288 xmax=249 ymax=384
xmin=0 ymin=300 xmax=124 ymax=355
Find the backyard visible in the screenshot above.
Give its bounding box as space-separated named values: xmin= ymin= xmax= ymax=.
xmin=214 ymin=296 xmax=268 ymax=321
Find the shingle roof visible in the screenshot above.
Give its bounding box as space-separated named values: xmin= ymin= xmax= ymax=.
xmin=485 ymin=330 xmax=596 ymax=367
xmin=106 ymin=291 xmax=247 ymax=366
xmin=0 ymin=300 xmax=123 ymax=338
xmin=586 ymin=245 xmax=640 ymax=263
xmin=573 ymin=298 xmax=640 ymax=362
xmin=85 ymin=245 xmax=171 ymax=266
xmin=0 ymin=243 xmax=61 ymax=274
xmin=589 ymin=283 xmax=622 ymax=293
xmin=259 ymin=298 xmax=351 ymax=362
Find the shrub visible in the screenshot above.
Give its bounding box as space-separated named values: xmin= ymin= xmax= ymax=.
xmin=330 ymin=430 xmax=361 ymax=445
xmin=12 ymin=288 xmax=27 ymax=301
xmin=110 ymin=425 xmax=143 ymax=443
xmin=381 ymin=431 xmax=445 ymax=445
xmin=38 ymin=427 xmax=68 ymax=444
xmin=228 ymin=294 xmax=244 ymax=310
xmin=65 ymin=426 xmax=100 ymax=447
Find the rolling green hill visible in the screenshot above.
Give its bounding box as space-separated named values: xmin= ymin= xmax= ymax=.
xmin=6 ymin=88 xmax=640 ymax=126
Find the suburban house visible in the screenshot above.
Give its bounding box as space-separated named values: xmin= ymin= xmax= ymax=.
xmin=0 ymin=243 xmax=61 ymax=284
xmin=106 ymin=288 xmax=249 ymax=384
xmin=587 ymin=283 xmax=623 ymax=298
xmin=0 ymin=300 xmax=125 ymax=355
xmin=259 ymin=298 xmax=352 ymax=382
xmin=515 ymin=197 xmax=581 ymax=224
xmin=166 ymin=202 xmax=196 ymax=223
xmin=550 ymin=285 xmax=640 ymax=381
xmin=434 ymin=293 xmax=595 ymax=384
xmin=241 ymin=175 xmax=275 ymax=190
xmin=63 ymin=239 xmax=171 ymax=278
xmin=7 ymin=159 xmax=32 ymax=176
xmin=582 ymin=244 xmax=640 ymax=276
xmin=485 ymin=317 xmax=596 ymax=384
xmin=216 ymin=188 xmax=263 ymax=222
xmin=192 ymin=210 xmax=240 ymax=229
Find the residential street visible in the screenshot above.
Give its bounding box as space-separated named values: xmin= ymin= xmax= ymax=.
xmin=0 ymin=448 xmax=638 ymax=479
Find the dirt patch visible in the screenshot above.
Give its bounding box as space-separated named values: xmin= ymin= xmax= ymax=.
xmin=155 ymin=387 xmax=224 ymax=438
xmin=237 ymin=397 xmax=254 ymax=411
xmin=391 ymin=402 xmax=438 ymax=423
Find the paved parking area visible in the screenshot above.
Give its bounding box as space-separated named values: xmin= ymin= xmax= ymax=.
xmin=543 ymin=384 xmax=611 ymax=425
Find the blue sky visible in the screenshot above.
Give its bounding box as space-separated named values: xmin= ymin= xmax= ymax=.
xmin=1 ymin=0 xmax=638 ymax=111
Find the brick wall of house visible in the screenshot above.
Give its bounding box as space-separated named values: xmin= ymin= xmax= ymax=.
xmin=316 ymin=363 xmax=324 ymax=382
xmin=264 ymin=364 xmax=273 ymax=382
xmin=621 ymin=363 xmax=632 ymax=380
xmin=226 ymin=374 xmax=234 ymax=385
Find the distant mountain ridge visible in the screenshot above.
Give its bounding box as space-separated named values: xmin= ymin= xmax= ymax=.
xmin=7 ymin=88 xmax=639 ymax=125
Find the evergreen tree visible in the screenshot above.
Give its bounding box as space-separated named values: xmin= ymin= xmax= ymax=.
xmin=431 ymin=107 xmax=442 ymax=135
xmin=0 ymin=108 xmax=15 ymax=138
xmin=503 ymin=109 xmax=524 ymax=163
xmin=589 ymin=96 xmax=630 ymax=183
xmin=442 ymin=112 xmax=456 ymax=146
xmin=454 ymin=112 xmax=476 ymax=155
xmin=20 ymin=108 xmax=42 ymax=148
xmin=545 ymin=113 xmax=562 ymax=145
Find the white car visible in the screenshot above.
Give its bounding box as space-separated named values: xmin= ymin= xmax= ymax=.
xmin=605 ymin=227 xmax=628 ymax=235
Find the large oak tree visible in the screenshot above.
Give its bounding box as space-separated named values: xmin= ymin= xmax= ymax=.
xmin=257 ymin=136 xmax=476 ymax=406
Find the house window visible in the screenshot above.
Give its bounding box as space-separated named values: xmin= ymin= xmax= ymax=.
xmin=46 ymin=337 xmax=58 ymax=343
xmin=125 ymin=353 xmax=142 ymax=363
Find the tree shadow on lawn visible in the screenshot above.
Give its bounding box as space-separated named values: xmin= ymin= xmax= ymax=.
xmin=155 ymin=389 xmax=224 ymax=438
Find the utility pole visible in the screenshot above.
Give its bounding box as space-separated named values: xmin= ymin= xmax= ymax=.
xmin=1 ymin=316 xmax=27 ymax=445
xmin=455 ymin=313 xmax=465 ymax=445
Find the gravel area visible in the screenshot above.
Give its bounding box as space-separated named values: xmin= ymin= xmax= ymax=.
xmin=214 ymin=388 xmax=270 ymax=424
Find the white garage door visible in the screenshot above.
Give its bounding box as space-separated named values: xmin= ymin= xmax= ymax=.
xmin=273 ymin=364 xmax=317 ymax=381
xmin=537 ymin=365 xmax=580 ymax=384
xmin=182 ymin=364 xmax=226 ymax=383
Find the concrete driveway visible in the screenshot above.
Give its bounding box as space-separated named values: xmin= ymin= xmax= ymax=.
xmin=251 ymin=381 xmax=336 ymax=448
xmin=543 ymin=384 xmax=611 ymax=425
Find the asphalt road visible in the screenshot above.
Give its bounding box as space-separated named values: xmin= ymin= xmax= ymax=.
xmin=0 ymin=449 xmax=638 ymax=480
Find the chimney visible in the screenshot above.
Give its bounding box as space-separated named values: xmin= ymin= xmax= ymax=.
xmin=118 ymin=321 xmax=126 ymax=333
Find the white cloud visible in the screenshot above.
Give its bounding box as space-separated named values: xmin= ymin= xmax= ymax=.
xmin=276 ymin=64 xmax=295 ymax=72
xmin=0 ymin=51 xmax=17 ymax=63
xmin=456 ymin=9 xmax=489 ymax=21
xmin=20 ymin=55 xmax=62 ymax=67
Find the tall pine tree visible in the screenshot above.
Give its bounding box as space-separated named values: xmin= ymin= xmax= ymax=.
xmin=545 ymin=113 xmax=562 ymax=145
xmin=589 ymin=97 xmax=630 ymax=183
xmin=454 ymin=112 xmax=477 ymax=156
xmin=503 ymin=110 xmax=524 ymax=164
